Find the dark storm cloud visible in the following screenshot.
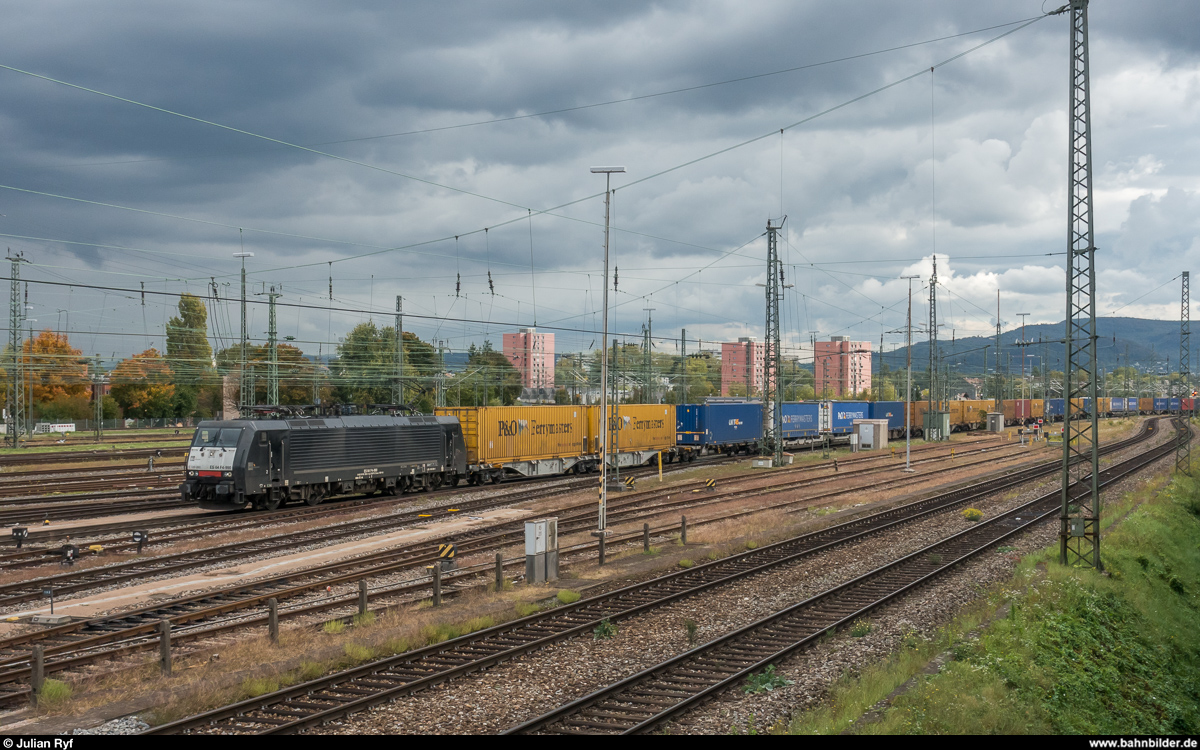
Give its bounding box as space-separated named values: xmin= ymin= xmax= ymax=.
xmin=0 ymin=0 xmax=1195 ymax=364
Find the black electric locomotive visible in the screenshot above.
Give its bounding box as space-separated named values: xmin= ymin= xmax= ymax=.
xmin=181 ymin=415 xmax=467 ymax=511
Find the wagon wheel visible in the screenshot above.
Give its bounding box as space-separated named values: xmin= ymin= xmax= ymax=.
xmin=428 ymin=474 xmax=444 ymax=491
xmin=305 ymin=489 xmax=324 ymax=506
xmin=264 ymin=492 xmax=283 ymax=511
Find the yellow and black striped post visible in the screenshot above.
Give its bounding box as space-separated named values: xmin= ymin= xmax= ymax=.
xmin=704 ymin=479 xmax=716 ymax=492
xmin=437 ymin=542 xmax=456 ymax=571
xmin=624 ymin=477 xmax=636 ymax=489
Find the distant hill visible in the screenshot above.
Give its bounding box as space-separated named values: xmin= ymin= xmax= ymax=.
xmin=876 ymin=317 xmax=1187 ymax=375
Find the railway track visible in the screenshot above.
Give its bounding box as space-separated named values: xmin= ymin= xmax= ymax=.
xmin=138 ymin=419 xmax=1168 ymax=735
xmin=0 ymin=445 xmax=188 ymax=469
xmin=0 ymin=434 xmax=1023 ymax=596
xmin=0 ymin=433 xmax=1054 ymax=700
xmin=507 ymin=418 xmax=1187 ymax=735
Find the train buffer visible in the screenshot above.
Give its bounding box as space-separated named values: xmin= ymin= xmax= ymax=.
xmin=437 ymin=542 xmax=457 ymax=571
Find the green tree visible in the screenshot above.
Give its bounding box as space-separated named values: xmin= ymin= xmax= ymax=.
xmin=330 ymin=323 xmax=439 ymax=406
xmin=445 ymin=341 xmax=522 ymax=406
xmin=110 ymin=349 xmax=176 ymax=418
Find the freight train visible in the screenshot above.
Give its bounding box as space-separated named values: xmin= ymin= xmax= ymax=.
xmin=184 ymin=397 xmax=1192 ymax=511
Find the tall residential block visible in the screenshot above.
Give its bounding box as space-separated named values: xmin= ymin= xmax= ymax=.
xmin=814 ymin=336 xmax=871 ymax=397
xmin=720 ymin=337 xmax=765 ymax=397
xmin=502 ymin=328 xmax=555 ymax=389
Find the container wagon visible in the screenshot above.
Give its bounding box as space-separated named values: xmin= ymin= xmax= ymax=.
xmin=676 ymin=402 xmax=762 ymax=456
xmin=780 ymin=402 xmax=821 ymax=440
xmin=1045 ymin=398 xmax=1065 ymax=421
xmin=1153 ymin=397 xmax=1170 ymax=414
xmin=828 ymin=401 xmax=870 ymax=435
xmin=1139 ymin=397 xmax=1155 ymax=414
xmin=868 ymin=401 xmax=906 ymax=437
xmin=436 ymin=405 xmax=591 ymax=482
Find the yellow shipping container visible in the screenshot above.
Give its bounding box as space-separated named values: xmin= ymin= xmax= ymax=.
xmin=1031 ymin=399 xmax=1045 ymax=419
xmin=590 ymin=404 xmax=676 ymax=453
xmin=435 ymin=406 xmax=590 ymax=466
xmin=1139 ymin=397 xmax=1154 ymax=413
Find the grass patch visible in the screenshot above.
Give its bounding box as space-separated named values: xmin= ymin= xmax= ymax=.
xmin=790 ymin=466 xmax=1200 ymax=735
xmin=677 ymin=558 xmax=694 ymax=569
xmin=962 ymin=508 xmax=983 ymax=522
xmin=684 ymin=619 xmax=699 ymax=647
xmin=322 ymin=620 xmax=346 ymax=635
xmin=343 ymin=643 xmax=373 ymax=663
xmin=556 ymin=589 xmax=581 ymax=605
xmin=746 ymin=541 xmax=759 ymax=550
xmin=850 ymin=619 xmax=871 ymax=638
xmin=240 ymin=676 xmax=280 ymax=699
xmin=643 ymin=545 xmax=661 ymax=556
xmin=352 ymin=611 xmax=376 ymax=627
xmin=36 ymin=679 xmax=72 ymax=709
xmin=514 ymin=601 xmax=540 ymax=617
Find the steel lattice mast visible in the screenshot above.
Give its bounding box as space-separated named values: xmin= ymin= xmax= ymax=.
xmin=1059 ymin=0 xmax=1102 ymax=569
xmin=393 ymin=296 xmax=404 ymax=405
xmin=6 ymin=253 xmax=28 ymax=448
xmin=927 ymin=256 xmax=940 ymax=438
xmin=1178 ymin=271 xmax=1191 ymax=474
xmin=257 ymin=285 xmax=282 ymax=406
xmin=764 ymin=219 xmax=785 ymax=464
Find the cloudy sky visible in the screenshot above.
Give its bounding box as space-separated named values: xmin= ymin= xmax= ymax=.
xmin=0 ymin=0 xmax=1197 ymax=368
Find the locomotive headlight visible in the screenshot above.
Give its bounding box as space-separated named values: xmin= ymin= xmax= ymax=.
xmin=223 ymin=471 xmax=233 ymax=478
xmin=188 ymin=471 xmax=197 ymax=477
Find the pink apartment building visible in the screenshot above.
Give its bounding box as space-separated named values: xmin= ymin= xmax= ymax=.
xmin=502 ymin=328 xmax=555 ymax=389
xmin=814 ymin=336 xmax=871 ymax=397
xmin=720 ymin=337 xmax=766 ymax=397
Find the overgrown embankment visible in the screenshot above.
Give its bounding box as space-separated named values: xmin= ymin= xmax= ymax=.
xmin=790 ymin=467 xmax=1200 ymax=735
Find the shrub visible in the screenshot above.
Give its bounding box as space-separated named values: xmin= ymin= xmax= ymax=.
xmin=678 ymin=559 xmax=694 ymax=569
xmin=515 ymin=602 xmax=540 ymax=617
xmin=746 ymin=541 xmax=759 ymax=550
xmin=743 ymin=664 xmax=792 ymax=694
xmin=850 ymin=619 xmax=871 ymax=637
xmin=962 ymin=508 xmax=983 ymax=522
xmin=685 ymin=619 xmax=699 ymax=646
xmin=322 ymin=620 xmax=346 ymax=635
xmin=556 ymin=589 xmax=581 ymax=605
xmin=593 ymin=618 xmax=617 ymax=640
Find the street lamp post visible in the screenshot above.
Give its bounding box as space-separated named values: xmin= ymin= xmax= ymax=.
xmin=591 ymin=166 xmax=625 ymax=535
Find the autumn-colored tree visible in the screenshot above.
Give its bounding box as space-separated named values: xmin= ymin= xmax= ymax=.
xmin=215 ymin=343 xmax=333 ymax=406
xmin=110 ymin=348 xmax=176 ymax=418
xmin=19 ymin=330 xmax=88 ymax=404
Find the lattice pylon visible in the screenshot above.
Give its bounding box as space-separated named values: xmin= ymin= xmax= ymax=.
xmin=1178 ymin=271 xmax=1191 ymax=475
xmin=1060 ymin=0 xmax=1102 ymax=570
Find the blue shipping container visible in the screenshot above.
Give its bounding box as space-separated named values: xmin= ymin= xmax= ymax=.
xmin=869 ymin=401 xmax=905 ymax=432
xmin=829 ymin=401 xmax=870 ymax=435
xmin=1109 ymin=397 xmax=1125 ymax=412
xmin=780 ymin=402 xmax=820 ymax=439
xmin=1170 ymin=397 xmax=1181 ymax=412
xmin=675 ymin=404 xmax=704 ymax=445
xmin=1154 ymin=397 xmax=1170 ymax=412
xmin=1045 ymin=398 xmax=1065 ymax=417
xmin=677 ymin=403 xmax=763 ymax=447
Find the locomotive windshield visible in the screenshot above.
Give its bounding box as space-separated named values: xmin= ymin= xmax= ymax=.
xmin=192 ymin=427 xmax=243 ymax=449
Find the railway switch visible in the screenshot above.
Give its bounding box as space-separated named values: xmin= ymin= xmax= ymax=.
xmin=11 ymin=527 xmax=27 ymax=549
